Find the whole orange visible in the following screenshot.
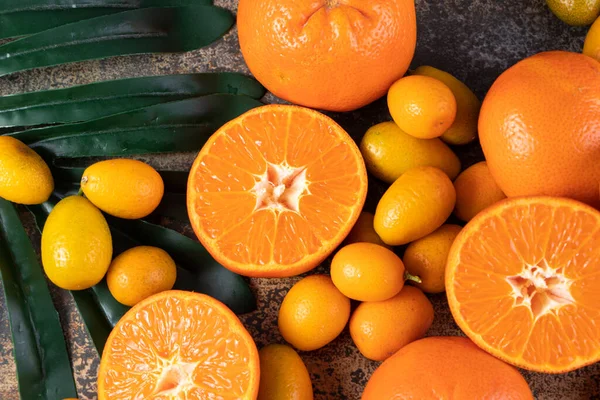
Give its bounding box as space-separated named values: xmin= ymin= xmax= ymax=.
xmin=362 ymin=337 xmax=533 ymax=400
xmin=479 ymin=51 xmax=600 ymax=208
xmin=237 ymin=0 xmax=417 ymax=111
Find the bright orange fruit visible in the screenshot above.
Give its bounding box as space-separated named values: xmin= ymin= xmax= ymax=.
xmin=363 ymin=336 xmax=533 ymax=399
xmin=98 ymin=290 xmax=259 ymax=399
xmin=187 ymin=105 xmax=368 ymax=277
xmin=479 ymin=51 xmax=600 ymax=208
xmin=237 ymin=0 xmax=417 ymax=111
xmin=446 ymin=197 xmax=600 ymax=373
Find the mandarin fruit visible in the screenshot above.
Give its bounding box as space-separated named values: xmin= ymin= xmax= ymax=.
xmin=42 ymin=196 xmax=112 ymax=290
xmin=374 ymin=167 xmax=456 ymax=246
xmin=237 ymin=0 xmax=416 ymax=111
xmin=81 ymin=159 xmax=164 ymax=219
xmin=258 ymin=344 xmax=313 ymax=400
xmin=187 ymin=105 xmax=367 ymax=278
xmin=359 ymin=122 xmax=461 ymax=183
xmin=278 ymin=275 xmax=350 ymax=351
xmin=106 ymin=246 xmax=177 ymax=307
xmin=413 ymin=66 xmax=481 ymax=145
xmin=403 ymin=224 xmax=462 ymax=293
xmin=584 ymin=16 xmax=600 ymax=61
xmin=98 ymin=291 xmax=259 ymax=399
xmin=363 ymin=336 xmax=533 ymax=399
xmin=0 ymin=136 xmax=53 ymax=205
xmin=479 ymin=51 xmax=600 ymax=209
xmin=453 ymin=161 xmax=506 ymax=222
xmin=331 ymin=243 xmax=407 ymax=302
xmin=446 ymin=197 xmax=600 ymax=373
xmin=344 ymin=212 xmax=389 ymax=248
xmin=388 ymin=75 xmax=457 ymax=139
xmin=350 ymin=286 xmax=433 ymax=362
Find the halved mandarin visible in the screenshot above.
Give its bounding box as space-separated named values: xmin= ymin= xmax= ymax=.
xmin=446 ymin=197 xmax=600 ymax=373
xmin=187 ymin=105 xmax=368 ymax=277
xmin=98 ymin=290 xmax=259 ymax=399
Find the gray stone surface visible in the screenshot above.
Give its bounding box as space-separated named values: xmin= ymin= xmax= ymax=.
xmin=0 ymin=0 xmax=599 ymax=399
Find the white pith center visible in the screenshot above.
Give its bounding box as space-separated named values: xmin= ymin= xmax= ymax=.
xmin=153 ymin=359 xmax=198 ymax=395
xmin=506 ymin=260 xmax=575 ymax=320
xmin=252 ymin=162 xmax=309 ymax=213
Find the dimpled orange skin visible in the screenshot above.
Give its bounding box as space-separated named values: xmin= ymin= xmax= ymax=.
xmin=278 ymin=275 xmax=351 ymax=351
xmin=479 ymin=51 xmax=600 ymax=209
xmin=349 ymin=286 xmax=433 ymax=361
xmin=388 ymin=75 xmax=457 ymax=139
xmin=237 ymin=0 xmax=417 ymax=112
xmin=344 ymin=212 xmax=389 ymax=248
xmin=331 ymin=243 xmax=406 ymax=302
xmin=362 ymin=336 xmax=533 ymax=400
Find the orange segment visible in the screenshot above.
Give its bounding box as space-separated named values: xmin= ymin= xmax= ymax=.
xmin=447 ymin=196 xmax=600 ymax=373
xmin=187 ymin=105 xmax=368 ymax=277
xmin=98 ymin=290 xmax=259 ymax=399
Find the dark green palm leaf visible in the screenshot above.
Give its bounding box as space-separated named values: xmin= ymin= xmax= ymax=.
xmin=0 ymin=0 xmax=212 ymax=40
xmin=9 ymin=94 xmax=262 ymax=159
xmin=0 ymin=6 xmax=233 ymax=77
xmin=0 ymin=199 xmax=77 ymax=399
xmin=0 ymin=73 xmax=264 ymax=128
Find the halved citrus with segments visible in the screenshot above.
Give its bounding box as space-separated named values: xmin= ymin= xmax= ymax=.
xmin=98 ymin=290 xmax=259 ymax=399
xmin=187 ymin=104 xmax=368 ymax=277
xmin=446 ymin=197 xmax=600 ymax=373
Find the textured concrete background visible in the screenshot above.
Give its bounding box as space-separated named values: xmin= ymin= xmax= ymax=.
xmin=0 ymin=0 xmax=599 ymax=399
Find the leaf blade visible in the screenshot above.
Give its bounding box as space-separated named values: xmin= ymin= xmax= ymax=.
xmin=10 ymin=94 xmax=262 ymax=158
xmin=0 ymin=0 xmax=213 ymax=39
xmin=0 ymin=73 xmax=264 ymax=128
xmin=0 ymin=199 xmax=77 ymax=399
xmin=0 ymin=6 xmax=233 ymax=76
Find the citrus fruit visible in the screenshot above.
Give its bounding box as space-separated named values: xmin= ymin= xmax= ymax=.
xmin=81 ymin=159 xmax=164 ymax=219
xmin=453 ymin=161 xmax=506 ymax=222
xmin=479 ymin=51 xmax=600 ymax=209
xmin=344 ymin=212 xmax=389 ymax=248
xmin=403 ymin=224 xmax=462 ymax=294
xmin=98 ymin=290 xmax=259 ymax=399
xmin=584 ymin=16 xmax=600 ymax=61
xmin=359 ymin=121 xmax=461 ymax=184
xmin=388 ymin=75 xmax=457 ymax=139
xmin=363 ymin=336 xmax=533 ymax=399
xmin=413 ymin=66 xmax=481 ymax=145
xmin=0 ymin=136 xmax=53 ymax=205
xmin=187 ymin=105 xmax=367 ymax=278
xmin=237 ymin=0 xmax=417 ymax=111
xmin=349 ymin=286 xmax=433 ymax=361
xmin=106 ymin=246 xmax=177 ymax=307
xmin=374 ymin=167 xmax=456 ymax=246
xmin=446 ymin=196 xmax=600 ymax=373
xmin=331 ymin=243 xmax=407 ymax=302
xmin=258 ymin=344 xmax=313 ymax=400
xmin=41 ymin=196 xmax=112 ymax=290
xmin=546 ymin=0 xmax=600 ymax=25
xmin=278 ymin=275 xmax=350 ymax=351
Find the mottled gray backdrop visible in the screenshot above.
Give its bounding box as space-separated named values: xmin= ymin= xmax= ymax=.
xmin=0 ymin=0 xmax=598 ymax=399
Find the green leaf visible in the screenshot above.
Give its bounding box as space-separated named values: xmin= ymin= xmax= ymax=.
xmin=10 ymin=94 xmax=262 ymax=159
xmin=0 ymin=199 xmax=77 ymax=399
xmin=0 ymin=73 xmax=265 ymax=128
xmin=0 ymin=6 xmax=234 ymax=77
xmin=0 ymin=0 xmax=213 ymax=40
xmin=153 ymin=192 xmax=187 ymax=220
xmin=106 ymin=216 xmax=257 ymax=315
